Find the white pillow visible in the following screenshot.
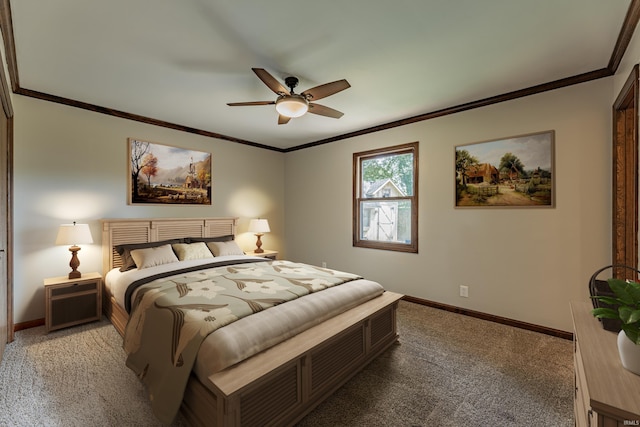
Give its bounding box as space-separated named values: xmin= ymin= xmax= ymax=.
xmin=206 ymin=240 xmax=245 ymax=257
xmin=172 ymin=242 xmax=214 ymax=261
xmin=130 ymin=244 xmax=179 ymax=269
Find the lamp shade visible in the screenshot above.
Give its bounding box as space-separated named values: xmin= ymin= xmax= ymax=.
xmin=275 ymin=95 xmax=309 ymax=118
xmin=55 ymin=223 xmax=93 ymax=246
xmin=248 ymin=219 xmax=270 ymax=234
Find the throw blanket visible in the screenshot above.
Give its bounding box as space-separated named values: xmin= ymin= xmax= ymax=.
xmin=123 ymin=260 xmax=361 ymax=424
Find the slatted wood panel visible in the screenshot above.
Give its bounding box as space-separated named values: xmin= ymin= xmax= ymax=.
xmin=105 ymin=222 xmax=152 ymax=271
xmin=310 ymin=326 xmax=365 ymax=395
xmin=101 ymin=217 xmax=237 ymax=273
xmin=370 ymin=306 xmax=394 ymax=347
xmin=206 ymin=219 xmax=235 ymax=238
xmin=240 ymin=363 xmax=301 ymax=426
xmin=156 ymin=220 xmax=205 ymax=241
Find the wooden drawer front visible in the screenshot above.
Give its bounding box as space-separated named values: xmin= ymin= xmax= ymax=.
xmin=575 ymin=343 xmax=589 ymax=427
xmin=240 ymin=363 xmax=301 ymax=426
xmin=50 ymin=281 xmax=97 ymax=296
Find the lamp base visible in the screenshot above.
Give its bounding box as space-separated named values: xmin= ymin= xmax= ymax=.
xmin=254 ymin=234 xmax=264 ymax=253
xmin=68 ymin=245 xmax=82 ymax=279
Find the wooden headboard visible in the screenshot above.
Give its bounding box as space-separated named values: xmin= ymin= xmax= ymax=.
xmin=101 ymin=217 xmax=238 ymax=273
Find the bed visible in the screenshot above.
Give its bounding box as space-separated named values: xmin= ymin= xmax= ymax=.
xmin=101 ymin=217 xmax=403 ymax=426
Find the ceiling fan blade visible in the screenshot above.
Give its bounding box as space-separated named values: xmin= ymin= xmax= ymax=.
xmin=308 ymin=103 xmax=344 ymax=119
xmin=278 ymin=115 xmax=291 ymax=125
xmin=252 ymin=68 xmax=290 ymax=96
xmin=301 ymin=79 xmax=350 ymax=101
xmin=227 ymin=101 xmax=275 ymax=106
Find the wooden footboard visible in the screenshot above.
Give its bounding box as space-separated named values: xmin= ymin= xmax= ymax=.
xmin=181 ymin=291 xmax=403 ymax=427
xmin=105 ymin=289 xmax=402 ymax=426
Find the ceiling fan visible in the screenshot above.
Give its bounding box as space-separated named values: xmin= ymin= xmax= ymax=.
xmin=227 ymin=68 xmax=351 ymax=125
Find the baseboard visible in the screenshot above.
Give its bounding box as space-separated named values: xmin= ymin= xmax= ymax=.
xmin=14 ymin=317 xmax=44 ymax=332
xmin=402 ymin=295 xmax=574 ymax=341
xmin=15 ymin=300 xmax=574 ymax=341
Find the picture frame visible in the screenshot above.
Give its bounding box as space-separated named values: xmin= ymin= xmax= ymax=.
xmin=128 ymin=138 xmax=212 ymax=205
xmin=455 ymin=130 xmax=554 ymax=208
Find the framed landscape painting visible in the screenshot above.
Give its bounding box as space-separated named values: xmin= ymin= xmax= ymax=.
xmin=455 ymin=131 xmax=554 ymax=208
xmin=128 ymin=138 xmax=212 ymax=205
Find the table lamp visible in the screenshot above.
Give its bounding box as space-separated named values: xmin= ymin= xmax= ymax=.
xmin=55 ymin=222 xmax=93 ymax=279
xmin=248 ymin=218 xmax=270 ymax=253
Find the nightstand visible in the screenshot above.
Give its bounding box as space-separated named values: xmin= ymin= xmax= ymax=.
xmin=44 ymin=272 xmax=102 ymax=333
xmin=246 ymin=250 xmax=278 ymax=260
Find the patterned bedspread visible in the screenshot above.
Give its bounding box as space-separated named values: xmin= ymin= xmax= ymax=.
xmin=123 ymin=260 xmax=361 ymax=424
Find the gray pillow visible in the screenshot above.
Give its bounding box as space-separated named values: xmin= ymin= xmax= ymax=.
xmin=185 ymin=235 xmax=234 ymax=244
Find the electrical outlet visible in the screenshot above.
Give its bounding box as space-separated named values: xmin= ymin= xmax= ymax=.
xmin=322 ymin=261 xmax=327 ymax=268
xmin=459 ymin=285 xmax=469 ymax=298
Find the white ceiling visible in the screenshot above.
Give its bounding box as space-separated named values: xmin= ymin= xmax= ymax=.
xmin=7 ymin=0 xmax=632 ymax=150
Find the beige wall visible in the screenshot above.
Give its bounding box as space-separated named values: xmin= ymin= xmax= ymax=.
xmin=13 ymin=95 xmax=285 ymax=323
xmin=285 ymin=78 xmax=612 ymax=333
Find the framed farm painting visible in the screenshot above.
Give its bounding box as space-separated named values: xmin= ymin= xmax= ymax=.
xmin=128 ymin=138 xmax=212 ymax=205
xmin=455 ymin=130 xmax=554 ymax=208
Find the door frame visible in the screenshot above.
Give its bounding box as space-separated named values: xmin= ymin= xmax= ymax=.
xmin=0 ymin=8 xmax=13 ymax=342
xmin=612 ymin=64 xmax=639 ymax=280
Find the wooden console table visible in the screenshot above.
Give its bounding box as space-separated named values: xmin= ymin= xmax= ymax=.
xmin=571 ymin=301 xmax=640 ymax=426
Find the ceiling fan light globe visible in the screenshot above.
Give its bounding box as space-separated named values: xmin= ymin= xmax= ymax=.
xmin=275 ymin=95 xmax=309 ymax=118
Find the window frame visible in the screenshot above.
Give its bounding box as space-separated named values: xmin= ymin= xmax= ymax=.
xmin=353 ymin=142 xmax=419 ymax=253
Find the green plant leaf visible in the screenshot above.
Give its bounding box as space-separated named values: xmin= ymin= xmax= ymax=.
xmin=591 ymin=295 xmax=622 ymax=306
xmin=620 ymin=306 xmax=635 ymax=324
xmin=591 ymin=307 xmax=620 ymax=319
xmin=629 ymin=309 xmax=640 ymax=324
xmin=608 ymin=278 xmax=635 ymax=305
xmin=628 ymin=280 xmax=640 ymax=302
xmin=622 ymin=324 xmax=640 ymax=345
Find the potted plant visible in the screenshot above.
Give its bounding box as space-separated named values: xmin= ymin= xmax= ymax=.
xmin=592 ymin=277 xmax=640 ymax=375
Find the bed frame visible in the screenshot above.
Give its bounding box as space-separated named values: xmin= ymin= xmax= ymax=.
xmin=101 ymin=217 xmax=403 ymax=427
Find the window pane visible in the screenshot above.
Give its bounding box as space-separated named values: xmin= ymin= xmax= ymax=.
xmin=360 ymin=199 xmax=412 ymax=244
xmin=361 ymin=152 xmax=414 ymax=198
xmin=353 ymin=141 xmax=418 ymax=253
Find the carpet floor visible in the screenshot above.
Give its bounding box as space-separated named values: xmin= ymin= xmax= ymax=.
xmin=0 ymin=301 xmax=574 ymax=426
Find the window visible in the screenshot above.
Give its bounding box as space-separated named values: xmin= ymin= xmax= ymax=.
xmin=353 ymin=142 xmax=418 ymax=253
